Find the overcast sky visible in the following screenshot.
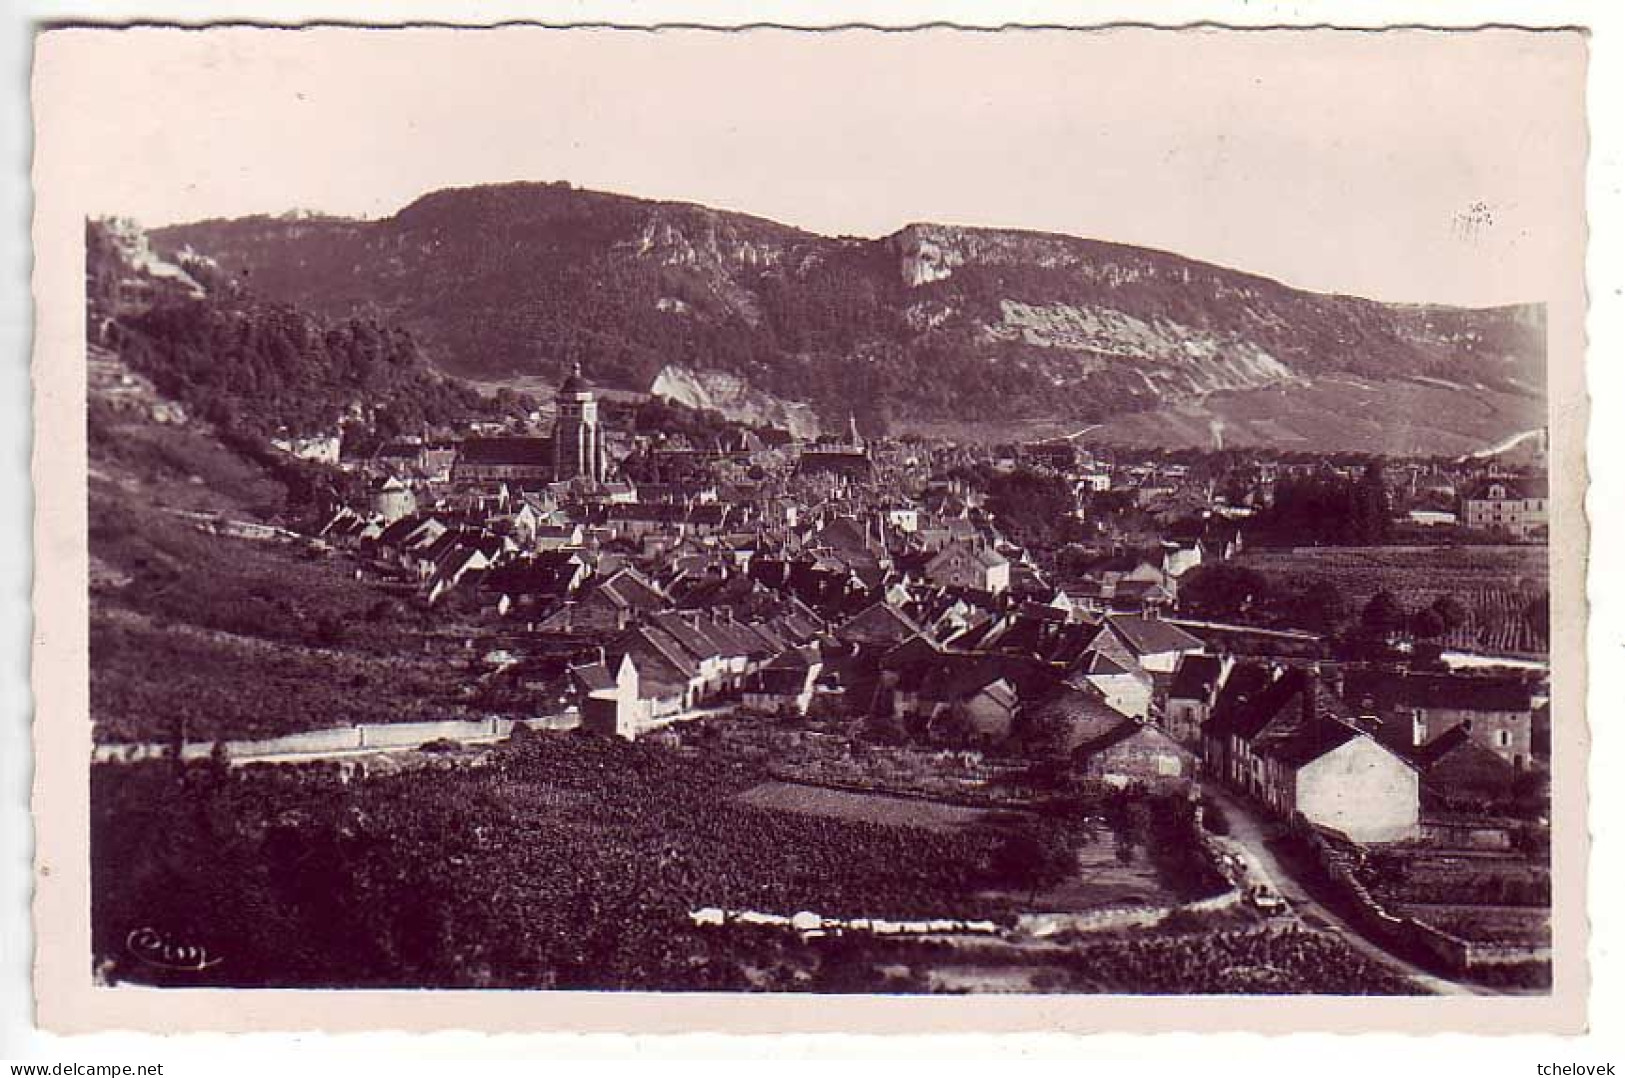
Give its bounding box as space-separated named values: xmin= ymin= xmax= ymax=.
xmin=39 ymin=25 xmax=1586 ymax=307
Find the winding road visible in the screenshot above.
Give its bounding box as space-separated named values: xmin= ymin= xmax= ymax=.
xmin=1201 ymin=785 xmax=1492 ymax=998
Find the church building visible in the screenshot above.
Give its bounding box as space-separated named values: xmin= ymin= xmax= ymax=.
xmin=452 ymin=363 xmax=607 ymax=487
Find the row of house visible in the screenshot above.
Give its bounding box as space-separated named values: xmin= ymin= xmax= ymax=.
xmin=569 ymin=607 xmax=824 ymax=738
xmin=1165 ymin=653 xmax=1545 ymax=843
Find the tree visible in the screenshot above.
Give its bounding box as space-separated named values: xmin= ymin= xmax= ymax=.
xmin=1179 ymin=564 xmax=1270 ymax=621
xmin=1360 ymin=590 xmax=1405 ymax=640
xmin=1288 ymin=580 xmax=1348 ymax=634
xmin=984 ymin=468 xmax=1077 ymax=551
xmin=1354 ymin=460 xmax=1392 ymax=544
xmin=1014 ymin=707 xmax=1075 ymax=759
xmin=988 ymin=829 xmax=1075 ymax=903
xmin=1409 ymin=607 xmax=1446 ymax=641
xmin=1431 ymin=593 xmax=1470 ymax=634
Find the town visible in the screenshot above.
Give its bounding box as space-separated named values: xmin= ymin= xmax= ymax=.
xmin=85 ymin=354 xmax=1553 ymax=995
xmin=79 ymin=190 xmax=1556 ymax=995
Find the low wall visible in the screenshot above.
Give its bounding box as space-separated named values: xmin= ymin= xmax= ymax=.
xmin=1018 ymin=906 xmax=1165 ymax=938
xmin=760 ymin=771 xmax=1040 ymax=812
xmin=1420 ymin=819 xmax=1516 ymax=850
xmin=1299 ymin=828 xmax=1549 ymax=975
xmin=690 ymin=907 xmax=1002 ymax=940
xmin=92 ymin=713 xmax=580 ymax=765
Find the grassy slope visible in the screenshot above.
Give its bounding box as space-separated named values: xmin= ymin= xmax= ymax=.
xmin=88 ymin=400 xmax=494 ymax=744
xmin=1086 ymin=376 xmax=1546 ymax=458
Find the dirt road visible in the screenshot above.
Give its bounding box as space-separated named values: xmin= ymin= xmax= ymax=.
xmin=1202 ymin=785 xmax=1490 ymax=998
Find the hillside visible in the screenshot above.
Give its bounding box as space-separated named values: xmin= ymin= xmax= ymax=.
xmin=90 ymin=218 xmax=523 ymax=449
xmin=149 ymin=181 xmax=1547 ymax=454
xmin=85 ymin=219 xmax=517 ymax=744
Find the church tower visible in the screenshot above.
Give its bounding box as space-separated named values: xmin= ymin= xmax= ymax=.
xmin=553 ymin=362 xmax=604 ymax=483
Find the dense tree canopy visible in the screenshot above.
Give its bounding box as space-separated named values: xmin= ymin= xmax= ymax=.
xmin=116 ymin=299 xmax=505 ymax=442
xmin=984 ymin=468 xmax=1081 ymax=551
xmin=1250 ymin=464 xmax=1392 ymax=547
xmin=1178 ymin=564 xmax=1271 ymax=621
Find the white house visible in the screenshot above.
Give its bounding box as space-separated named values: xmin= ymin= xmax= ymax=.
xmin=1258 ymin=727 xmax=1421 ymax=844
xmin=576 ymin=654 xmax=644 ymax=739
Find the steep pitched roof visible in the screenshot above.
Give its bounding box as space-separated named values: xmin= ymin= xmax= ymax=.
xmin=481 ymin=559 xmax=578 ymax=598
xmin=1341 ymin=670 xmax=1536 ymax=714
xmin=794 ymin=449 xmax=873 ymax=479
xmin=596 ymin=567 xmax=668 ymax=611
xmin=571 ymin=662 xmax=616 ymax=694
xmin=1105 ymin=614 xmax=1205 ymax=657
xmin=1020 ymin=681 xmax=1126 ymax=750
xmin=1417 ymin=727 xmax=1516 ymax=794
xmin=1075 ymin=717 xmax=1190 ymax=759
xmin=837 ymin=601 xmax=928 ymax=646
xmin=626 ymin=626 xmax=699 ymax=684
xmin=1411 ymin=722 xmax=1474 ymax=769
xmin=1076 ymin=650 xmax=1135 ymax=679
xmin=880 ymin=633 xmax=946 ymax=671
xmin=1254 ymin=717 xmax=1362 ymax=768
xmin=1169 ymin=655 xmax=1225 ymax=701
xmin=810 ymin=516 xmax=874 ymax=556
xmin=1203 ymin=662 xmax=1283 ymax=740
xmin=919 ymin=657 xmax=1018 ymax=704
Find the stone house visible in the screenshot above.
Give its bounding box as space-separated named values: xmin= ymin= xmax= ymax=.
xmin=1075 ymin=719 xmax=1197 ymax=792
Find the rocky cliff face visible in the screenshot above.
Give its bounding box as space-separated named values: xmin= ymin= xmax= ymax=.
xmin=145 ymin=181 xmax=1546 ymax=452
xmin=648 ymin=364 xmax=821 ymax=441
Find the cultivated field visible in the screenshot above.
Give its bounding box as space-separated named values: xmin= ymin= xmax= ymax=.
xmin=1023 ymin=839 xmax=1176 ymax=912
xmin=737 ymin=781 xmax=991 ymax=833
xmin=1362 ymin=848 xmax=1550 ymax=909
xmin=1236 ymin=544 xmax=1549 ymax=654
xmin=735 ymin=781 xmax=1195 ymax=914
xmin=1397 ymin=904 xmax=1552 ymax=947
xmin=1090 ymin=375 xmax=1543 ymax=458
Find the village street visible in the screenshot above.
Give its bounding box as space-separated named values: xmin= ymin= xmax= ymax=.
xmin=1200 ymin=785 xmax=1488 ymax=998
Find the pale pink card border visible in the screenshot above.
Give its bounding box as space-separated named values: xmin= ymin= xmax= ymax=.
xmin=26 ymin=22 xmax=1592 ymax=1036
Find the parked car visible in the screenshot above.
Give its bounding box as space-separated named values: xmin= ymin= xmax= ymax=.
xmin=1247 ymin=886 xmax=1288 ymax=916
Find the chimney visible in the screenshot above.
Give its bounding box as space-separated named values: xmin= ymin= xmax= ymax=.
xmin=1353 ymin=695 xmax=1382 ymax=736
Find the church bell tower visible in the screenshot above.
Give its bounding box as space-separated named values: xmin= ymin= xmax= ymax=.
xmin=553 ymin=362 xmax=604 ymax=483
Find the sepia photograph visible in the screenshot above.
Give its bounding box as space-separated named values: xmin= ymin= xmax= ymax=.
xmin=24 ymin=17 xmax=1592 ymax=1036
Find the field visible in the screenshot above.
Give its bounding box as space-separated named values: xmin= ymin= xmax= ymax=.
xmin=1397 ymin=904 xmax=1552 ymax=947
xmin=738 ymin=781 xmax=992 ymax=833
xmin=92 ymin=732 xmax=1038 ymax=989
xmin=1235 ymin=544 xmax=1549 ymax=654
xmin=1087 ymin=374 xmax=1543 ymax=457
xmin=671 ymin=721 xmax=1042 ymax=805
xmin=1022 ymin=837 xmax=1176 ymax=912
xmin=842 ymin=925 xmax=1424 ymax=996
xmin=1361 ymin=848 xmax=1550 ymax=909
xmin=87 ymin=491 xmax=498 ymax=743
xmin=91 ymin=609 xmax=490 ymax=744
xmin=738 ymin=780 xmax=1199 ymax=913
